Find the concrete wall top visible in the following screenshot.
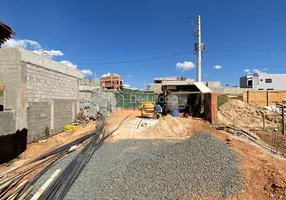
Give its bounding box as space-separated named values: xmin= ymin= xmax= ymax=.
xmin=0 ymin=48 xmax=83 ymax=79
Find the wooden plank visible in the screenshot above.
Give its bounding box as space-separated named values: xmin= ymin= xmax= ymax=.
xmin=18 ymin=186 xmax=34 ymax=200
xmin=234 ymin=125 xmax=260 ymax=140
xmin=30 ymin=169 xmax=61 ymax=200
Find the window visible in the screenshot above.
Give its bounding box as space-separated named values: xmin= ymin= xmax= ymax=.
xmin=267 ymin=88 xmax=274 ymax=90
xmin=266 ymin=79 xmax=272 ymax=83
xmin=260 ymin=79 xmax=263 ymax=81
xmin=258 ymin=88 xmax=264 ymax=90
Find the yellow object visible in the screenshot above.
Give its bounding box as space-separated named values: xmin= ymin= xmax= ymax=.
xmin=139 ymin=102 xmax=155 ymax=117
xmin=64 ymin=125 xmax=77 ymax=133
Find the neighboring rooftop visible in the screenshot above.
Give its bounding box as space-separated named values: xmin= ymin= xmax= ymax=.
xmin=0 ymin=21 xmax=15 ymax=46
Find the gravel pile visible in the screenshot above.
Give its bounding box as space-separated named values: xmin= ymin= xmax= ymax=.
xmin=65 ymin=133 xmax=244 ymax=200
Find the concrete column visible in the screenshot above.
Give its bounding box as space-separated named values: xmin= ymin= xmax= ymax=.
xmin=50 ymin=100 xmax=54 ymax=135
xmin=72 ymin=101 xmax=75 ymax=122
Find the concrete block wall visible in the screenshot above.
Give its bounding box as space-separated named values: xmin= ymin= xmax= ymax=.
xmin=26 ymin=63 xmax=78 ymax=102
xmin=0 ymin=48 xmax=83 ymax=144
xmin=209 ymin=87 xmax=251 ymax=95
xmin=0 ymin=111 xmax=16 ymax=136
xmin=54 ymin=100 xmax=74 ymax=133
xmin=0 ymin=111 xmax=27 ymax=163
xmin=27 ymin=102 xmax=51 ymax=142
xmin=79 ymin=91 xmax=93 ymax=99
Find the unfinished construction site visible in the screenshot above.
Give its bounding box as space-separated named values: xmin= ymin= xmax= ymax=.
xmin=0 ymin=46 xmax=286 ymax=200
xmin=1 ymin=10 xmax=286 ymax=200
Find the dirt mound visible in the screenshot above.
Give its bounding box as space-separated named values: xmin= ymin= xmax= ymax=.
xmin=138 ymin=115 xmax=190 ymax=139
xmin=218 ymin=99 xmax=280 ymax=129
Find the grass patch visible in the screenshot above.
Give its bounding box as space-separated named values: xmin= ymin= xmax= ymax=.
xmin=217 ymin=95 xmax=243 ymax=108
xmin=218 ymin=95 xmax=229 ymax=108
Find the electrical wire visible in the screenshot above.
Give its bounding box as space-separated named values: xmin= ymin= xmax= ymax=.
xmin=73 ymin=47 xmax=286 ymax=66
xmin=205 ymin=47 xmax=286 ymax=52
xmin=74 ymin=52 xmax=192 ymax=65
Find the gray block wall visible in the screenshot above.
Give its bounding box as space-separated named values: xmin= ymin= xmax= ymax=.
xmin=54 ymin=100 xmax=74 ymax=133
xmin=79 ymin=91 xmax=93 ymax=99
xmin=26 ymin=63 xmax=78 ymax=102
xmin=0 ymin=111 xmax=16 ymax=136
xmin=0 ymin=48 xmax=83 ymax=144
xmin=209 ymin=87 xmax=252 ymax=95
xmin=27 ymin=102 xmax=51 ymax=142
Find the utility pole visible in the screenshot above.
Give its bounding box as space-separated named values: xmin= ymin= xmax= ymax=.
xmin=196 ymin=15 xmax=202 ymax=82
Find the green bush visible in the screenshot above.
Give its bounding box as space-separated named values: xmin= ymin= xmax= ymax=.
xmin=217 ymin=95 xmax=243 ymax=108
xmin=218 ymin=95 xmax=229 ymax=108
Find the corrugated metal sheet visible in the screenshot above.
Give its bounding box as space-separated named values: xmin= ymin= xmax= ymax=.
xmin=194 ymin=82 xmax=212 ymax=93
xmin=0 ymin=21 xmax=15 ymax=46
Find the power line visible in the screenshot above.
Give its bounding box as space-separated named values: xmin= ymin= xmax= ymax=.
xmin=205 ymin=47 xmax=286 ymax=52
xmin=75 ymin=52 xmax=192 ymax=65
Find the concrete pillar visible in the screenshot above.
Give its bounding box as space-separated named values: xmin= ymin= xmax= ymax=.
xmin=50 ymin=100 xmax=54 ymax=135
xmin=72 ymin=101 xmax=75 ymax=122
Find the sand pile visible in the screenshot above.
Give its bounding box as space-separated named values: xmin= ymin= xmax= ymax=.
xmin=138 ymin=115 xmax=190 ymax=139
xmin=218 ymin=99 xmax=280 ymax=129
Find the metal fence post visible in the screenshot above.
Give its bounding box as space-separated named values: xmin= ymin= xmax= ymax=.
xmin=267 ymin=91 xmax=269 ymax=106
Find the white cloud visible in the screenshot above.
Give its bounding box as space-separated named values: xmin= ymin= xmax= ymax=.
xmin=101 ymin=73 xmax=110 ymax=78
xmin=1 ymin=39 xmax=41 ymax=49
xmin=176 ymin=61 xmax=195 ymax=71
xmin=253 ymin=69 xmax=261 ymax=73
xmin=2 ymin=38 xmax=64 ymax=59
xmin=33 ymin=49 xmax=64 ymax=59
xmin=123 ymin=84 xmax=130 ymax=88
xmin=262 ymin=68 xmax=268 ymax=71
xmin=60 ymin=60 xmax=77 ymax=69
xmin=101 ymin=72 xmax=119 ymax=78
xmin=214 ymin=65 xmax=222 ymax=70
xmin=81 ymin=69 xmax=93 ymax=76
xmin=204 ymin=74 xmax=207 ymax=76
xmin=2 ymin=38 xmax=94 ymax=74
xmin=244 ymin=69 xmax=250 ymax=73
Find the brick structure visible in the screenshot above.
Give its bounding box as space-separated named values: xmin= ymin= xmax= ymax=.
xmin=100 ymin=73 xmax=123 ymax=90
xmin=204 ymin=93 xmax=218 ymax=124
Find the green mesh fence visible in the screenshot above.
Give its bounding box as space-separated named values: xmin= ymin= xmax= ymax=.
xmin=114 ymin=91 xmax=156 ymax=109
xmin=0 ymin=90 xmax=4 ymax=97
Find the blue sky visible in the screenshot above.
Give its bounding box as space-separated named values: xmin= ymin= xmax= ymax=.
xmin=2 ymin=0 xmax=286 ymax=88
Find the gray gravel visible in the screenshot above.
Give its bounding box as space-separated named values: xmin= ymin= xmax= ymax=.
xmin=28 ymin=150 xmax=80 ymax=199
xmin=63 ymin=132 xmax=244 ymax=200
